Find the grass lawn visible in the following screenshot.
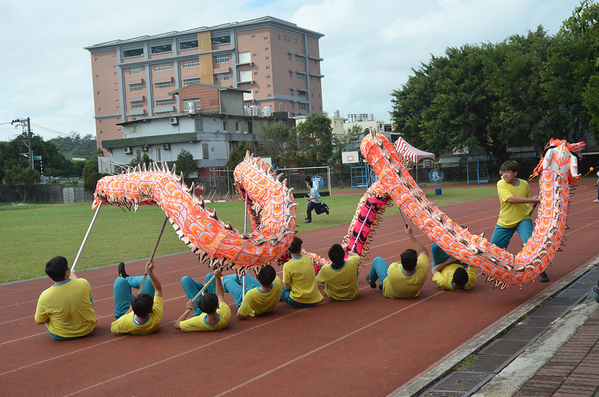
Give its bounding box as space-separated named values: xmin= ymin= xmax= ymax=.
xmin=0 ymin=186 xmax=497 ymax=284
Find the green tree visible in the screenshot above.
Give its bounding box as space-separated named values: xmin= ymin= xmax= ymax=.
xmin=331 ymin=125 xmax=366 ymax=166
xmin=4 ymin=166 xmax=41 ymax=203
xmin=129 ymin=150 xmax=152 ymax=168
xmin=258 ymin=121 xmax=291 ymax=158
xmin=224 ymin=141 xmax=251 ymax=170
xmin=82 ymin=157 xmax=107 ymax=193
xmin=174 ymin=149 xmax=197 ymax=178
xmin=295 ymin=114 xmax=334 ymax=166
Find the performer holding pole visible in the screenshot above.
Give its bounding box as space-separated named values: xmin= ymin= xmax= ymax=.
xmin=138 ymin=216 xmax=169 ymax=294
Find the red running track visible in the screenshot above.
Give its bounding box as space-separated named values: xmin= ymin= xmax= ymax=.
xmin=1 ymin=181 xmax=598 ymax=397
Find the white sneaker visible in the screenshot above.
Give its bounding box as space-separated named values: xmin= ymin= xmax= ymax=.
xmin=594 ymin=199 xmax=599 ymax=203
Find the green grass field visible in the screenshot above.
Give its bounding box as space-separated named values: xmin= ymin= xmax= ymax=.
xmin=0 ymin=186 xmax=497 ymax=284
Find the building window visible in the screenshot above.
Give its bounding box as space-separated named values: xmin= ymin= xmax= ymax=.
xmin=254 ymin=72 xmax=258 ymax=76
xmin=299 ymin=103 xmax=307 ymax=110
xmin=214 ymin=54 xmax=230 ymax=64
xmin=295 ymin=39 xmax=298 ymax=44
xmin=156 ymin=99 xmax=174 ymax=106
xmin=155 ymin=81 xmax=173 ymax=89
xmin=299 ymin=39 xmax=302 ymax=45
xmin=265 ymin=47 xmax=269 ymax=51
xmin=184 ymin=78 xmax=202 ymax=86
xmin=267 ymin=75 xmax=271 ymax=79
xmin=202 ymin=143 xmax=209 ymax=159
xmin=124 ymin=48 xmax=143 ymax=58
xmin=277 ymin=34 xmax=281 ymax=40
xmin=151 ymin=44 xmax=172 ymax=54
xmin=296 ymin=55 xmax=303 ymax=62
xmin=268 ymin=94 xmax=271 ymax=97
xmin=255 ymin=90 xmax=259 ymax=94
xmin=267 ymin=84 xmax=271 ymax=88
xmin=154 ymin=64 xmax=172 ymax=71
xmin=252 ymin=35 xmax=255 ymax=39
xmin=96 ymin=75 xmax=99 ymax=78
xmin=292 ymin=103 xmax=294 ymax=109
xmin=253 ymin=53 xmax=257 ymax=58
xmin=235 ymin=121 xmax=239 ymax=132
xmin=289 ymin=72 xmax=293 ymax=78
xmin=297 ymin=74 xmax=304 ymax=80
xmin=283 ymin=36 xmax=287 ymax=41
xmin=265 ymin=56 xmax=270 ymax=61
xmin=130 ymin=83 xmax=143 ymax=92
xmin=131 ymin=100 xmax=144 ymax=109
xmin=264 ymin=36 xmax=268 ymax=41
xmin=266 ymin=66 xmax=270 ymax=70
xmin=288 ymin=54 xmax=292 ymax=60
xmin=183 ymin=60 xmax=200 ymax=68
xmin=215 ymin=72 xmax=231 ymax=82
xmin=180 ymin=40 xmax=198 ymax=50
xmin=99 ymin=120 xmax=102 ymax=123
xmin=212 ymin=35 xmax=231 ymax=46
xmin=129 ymin=67 xmax=142 ymax=75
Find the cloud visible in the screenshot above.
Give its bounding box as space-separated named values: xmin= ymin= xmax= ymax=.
xmin=0 ymin=0 xmax=582 ymax=141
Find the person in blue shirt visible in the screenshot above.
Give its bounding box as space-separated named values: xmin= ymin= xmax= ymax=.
xmin=305 ymin=176 xmax=329 ymax=223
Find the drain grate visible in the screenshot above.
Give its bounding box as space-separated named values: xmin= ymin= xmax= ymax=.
xmin=420 ymin=372 xmax=494 ymax=396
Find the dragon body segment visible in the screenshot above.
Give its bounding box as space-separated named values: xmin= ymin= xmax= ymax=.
xmin=356 ymin=132 xmax=580 ymax=289
xmin=93 ymin=156 xmax=296 ymax=273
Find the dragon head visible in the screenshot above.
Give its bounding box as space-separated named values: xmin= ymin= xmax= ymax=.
xmin=531 ymin=139 xmax=585 ymax=184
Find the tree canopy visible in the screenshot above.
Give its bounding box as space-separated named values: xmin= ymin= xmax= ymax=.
xmin=175 ymin=149 xmax=197 ymax=178
xmin=294 ymin=114 xmax=334 ymax=167
xmin=391 ymin=1 xmax=599 ymax=163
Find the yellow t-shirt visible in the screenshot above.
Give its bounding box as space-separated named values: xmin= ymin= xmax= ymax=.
xmin=110 ymin=296 xmax=164 ymax=335
xmin=34 ymin=278 xmax=97 ymax=338
xmin=283 ymin=254 xmax=324 ymax=304
xmin=179 ymin=302 xmax=231 ymax=332
xmin=238 ymin=276 xmax=282 ymax=317
xmin=432 ymin=264 xmax=477 ymax=291
xmin=316 ymin=255 xmax=360 ymax=301
xmin=497 ymin=179 xmax=533 ymax=228
xmin=383 ymin=254 xmax=429 ymax=299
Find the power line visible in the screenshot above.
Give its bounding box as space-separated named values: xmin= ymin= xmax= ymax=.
xmin=30 ymin=123 xmax=74 ymax=137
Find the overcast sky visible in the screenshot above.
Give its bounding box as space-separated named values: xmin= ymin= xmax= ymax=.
xmin=0 ymin=0 xmax=584 ymax=141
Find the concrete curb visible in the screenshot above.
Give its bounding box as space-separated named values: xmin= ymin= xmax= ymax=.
xmin=473 ymin=297 xmax=599 ymax=397
xmin=391 ymin=258 xmax=599 ymax=397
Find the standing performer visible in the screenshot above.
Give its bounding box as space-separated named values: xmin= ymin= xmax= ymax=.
xmin=594 ymin=168 xmax=599 ymax=203
xmin=35 ymin=256 xmax=97 ymax=340
xmin=490 ymin=160 xmax=548 ymax=282
xmin=305 ymin=176 xmax=329 ymax=224
xmin=110 ymin=261 xmax=163 ymax=335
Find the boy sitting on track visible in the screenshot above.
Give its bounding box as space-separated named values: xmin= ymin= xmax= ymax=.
xmin=430 ymin=243 xmax=477 ymax=291
xmin=316 ymin=244 xmax=361 ymax=301
xmin=112 ymin=261 xmax=157 ymax=319
xmin=222 ymin=265 xmax=283 ymax=320
xmin=280 ymin=236 xmax=324 ymax=307
xmin=365 ymin=225 xmax=430 ymax=298
xmin=175 ymin=268 xmax=231 ymax=331
xmin=35 ymin=256 xmax=97 ymax=340
xmin=110 ymin=261 xmax=163 ymax=335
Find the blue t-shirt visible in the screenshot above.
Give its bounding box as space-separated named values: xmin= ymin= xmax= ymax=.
xmin=310 ymin=186 xmax=321 ymax=204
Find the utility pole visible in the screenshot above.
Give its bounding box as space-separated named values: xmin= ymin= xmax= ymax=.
xmin=11 ymin=117 xmax=33 ymax=169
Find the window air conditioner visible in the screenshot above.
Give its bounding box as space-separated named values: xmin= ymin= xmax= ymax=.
xmin=141 ymin=145 xmax=149 ymax=152
xmin=170 ymin=117 xmax=178 ymax=125
xmin=123 ymin=147 xmax=132 ymax=154
xmin=162 ymin=143 xmax=171 ymax=150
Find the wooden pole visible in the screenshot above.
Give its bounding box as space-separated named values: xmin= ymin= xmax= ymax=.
xmin=138 ymin=216 xmax=169 ymax=294
xmin=71 ymin=203 xmax=102 ymax=272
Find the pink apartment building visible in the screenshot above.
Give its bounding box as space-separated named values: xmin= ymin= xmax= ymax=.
xmin=85 ymin=16 xmax=324 ymax=149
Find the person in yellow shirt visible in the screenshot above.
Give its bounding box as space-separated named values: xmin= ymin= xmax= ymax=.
xmin=490 ymin=160 xmax=547 ymax=282
xmin=316 ymin=244 xmax=360 ymax=301
xmin=110 ymin=261 xmax=163 ymax=335
xmin=281 ymin=236 xmax=324 ymax=307
xmin=430 ymin=243 xmax=476 ymax=291
xmin=365 ymin=225 xmax=429 ymax=298
xmin=35 ymin=256 xmax=97 ymax=340
xmin=175 ymin=268 xmax=231 ymax=332
xmin=227 ymin=265 xmax=283 ymax=320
